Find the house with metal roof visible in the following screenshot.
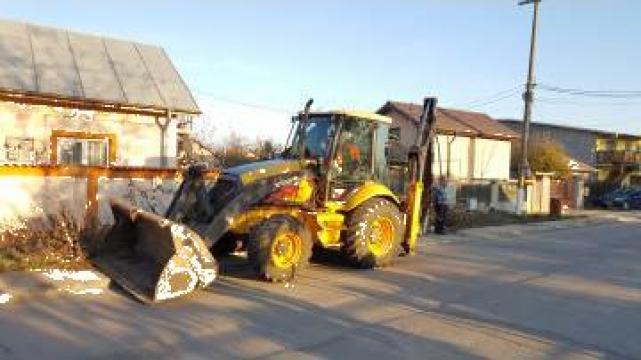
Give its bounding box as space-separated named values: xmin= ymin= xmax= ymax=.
xmin=499 ymin=119 xmax=641 ymax=186
xmin=378 ymin=101 xmax=519 ymax=180
xmin=0 ymin=18 xmax=199 ymax=168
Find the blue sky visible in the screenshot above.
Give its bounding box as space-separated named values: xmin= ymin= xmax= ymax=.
xmin=2 ymin=0 xmax=640 ymax=142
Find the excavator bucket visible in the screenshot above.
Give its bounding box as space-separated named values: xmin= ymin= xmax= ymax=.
xmin=92 ymin=198 xmax=218 ymax=303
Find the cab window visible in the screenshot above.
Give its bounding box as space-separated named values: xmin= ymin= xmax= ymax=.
xmin=333 ymin=118 xmax=373 ymax=182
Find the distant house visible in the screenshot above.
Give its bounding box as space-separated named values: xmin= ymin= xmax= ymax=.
xmin=499 ymin=119 xmax=641 ymax=186
xmin=0 ymin=19 xmax=199 ymax=168
xmin=378 ymin=101 xmax=519 ymax=180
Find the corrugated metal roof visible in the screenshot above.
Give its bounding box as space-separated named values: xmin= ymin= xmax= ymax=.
xmin=0 ymin=18 xmax=199 ymax=114
xmin=499 ymin=119 xmax=641 ymax=139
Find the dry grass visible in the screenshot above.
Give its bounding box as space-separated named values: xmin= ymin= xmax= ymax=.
xmin=0 ymin=209 xmax=91 ymax=272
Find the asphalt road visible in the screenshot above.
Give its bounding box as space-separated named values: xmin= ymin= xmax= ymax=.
xmin=1 ymin=215 xmax=640 ymax=359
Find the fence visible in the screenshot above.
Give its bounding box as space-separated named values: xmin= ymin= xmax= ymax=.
xmin=446 ymin=175 xmax=553 ymax=214
xmin=0 ymin=164 xmax=219 ymax=229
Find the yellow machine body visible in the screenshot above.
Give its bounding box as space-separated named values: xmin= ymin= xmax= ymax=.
xmin=93 ymin=100 xmax=437 ymax=303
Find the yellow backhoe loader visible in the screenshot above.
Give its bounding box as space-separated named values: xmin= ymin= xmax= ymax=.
xmin=92 ymin=97 xmax=438 ymax=303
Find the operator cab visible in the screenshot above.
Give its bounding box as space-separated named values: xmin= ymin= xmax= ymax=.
xmin=284 ymin=110 xmax=394 ymax=201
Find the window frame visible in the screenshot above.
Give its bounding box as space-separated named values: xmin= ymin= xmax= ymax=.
xmin=50 ymin=130 xmax=117 ymax=166
xmin=331 ymin=116 xmax=376 ymax=183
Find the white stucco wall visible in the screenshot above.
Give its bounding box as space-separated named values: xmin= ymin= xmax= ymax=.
xmin=96 ymin=178 xmax=180 ymax=225
xmin=432 ymin=135 xmax=511 ymax=180
xmin=473 ymin=138 xmax=511 ymax=180
xmin=389 ymin=109 xmax=512 ymax=181
xmin=0 ymin=100 xmax=177 ymax=167
xmin=0 ymin=176 xmax=87 ymax=229
xmin=432 ymin=135 xmax=471 ymax=179
xmin=0 ymin=174 xmax=181 ymax=229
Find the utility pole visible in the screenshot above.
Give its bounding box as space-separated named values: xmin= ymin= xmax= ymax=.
xmin=516 ymin=0 xmax=540 ymax=215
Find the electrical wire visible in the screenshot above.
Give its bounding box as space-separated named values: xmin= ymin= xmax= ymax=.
xmin=193 ymin=89 xmax=294 ymax=114
xmin=460 ymin=86 xmax=522 ymax=108
xmin=535 ymin=96 xmax=641 ymax=107
xmin=538 ymin=84 xmax=641 ymax=98
xmin=467 ymin=90 xmax=522 ymax=109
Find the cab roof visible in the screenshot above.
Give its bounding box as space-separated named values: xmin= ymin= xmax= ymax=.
xmin=308 ymin=110 xmax=392 ymax=124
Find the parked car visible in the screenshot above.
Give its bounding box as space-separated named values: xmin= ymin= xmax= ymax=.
xmin=592 ymin=187 xmax=638 ymax=208
xmin=612 ymin=189 xmax=641 ymax=210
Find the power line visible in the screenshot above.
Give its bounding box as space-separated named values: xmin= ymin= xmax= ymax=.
xmin=538 ymin=84 xmax=641 ymax=98
xmin=193 ymin=89 xmax=294 ymax=114
xmin=460 ymin=86 xmax=521 ymax=108
xmin=467 ymin=90 xmax=521 ymax=109
xmin=536 ymin=96 xmax=641 ymax=106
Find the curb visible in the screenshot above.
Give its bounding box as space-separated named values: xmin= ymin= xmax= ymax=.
xmin=0 ymin=269 xmax=110 ymax=305
xmin=426 ymin=213 xmax=639 ymax=244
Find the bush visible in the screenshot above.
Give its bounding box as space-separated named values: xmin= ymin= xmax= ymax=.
xmin=0 ymin=209 xmax=89 ymax=272
xmin=512 ymin=138 xmax=571 ymax=179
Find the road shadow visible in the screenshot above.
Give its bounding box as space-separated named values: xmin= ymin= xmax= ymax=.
xmin=216 ymin=246 xmax=362 ymax=282
xmin=2 ymin=222 xmax=641 ymax=359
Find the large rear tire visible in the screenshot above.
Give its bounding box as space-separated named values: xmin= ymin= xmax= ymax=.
xmin=342 ymin=198 xmax=403 ymax=268
xmin=247 ymin=215 xmax=313 ymax=282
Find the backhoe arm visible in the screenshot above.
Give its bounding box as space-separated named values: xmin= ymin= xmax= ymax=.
xmin=402 ymin=97 xmax=437 ymax=254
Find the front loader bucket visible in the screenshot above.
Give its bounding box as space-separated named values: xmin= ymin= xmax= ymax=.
xmin=92 ymin=199 xmax=218 ymax=303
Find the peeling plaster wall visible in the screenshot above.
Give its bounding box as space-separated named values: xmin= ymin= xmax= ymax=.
xmin=0 ymin=176 xmax=87 ymax=228
xmin=0 ymin=174 xmax=180 ymax=229
xmin=0 ymin=100 xmax=177 ymax=167
xmin=96 ymin=178 xmax=180 ymax=225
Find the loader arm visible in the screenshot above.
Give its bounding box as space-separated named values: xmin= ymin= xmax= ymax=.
xmin=93 ymin=160 xmax=308 ymax=303
xmin=402 ymin=97 xmax=438 ymax=254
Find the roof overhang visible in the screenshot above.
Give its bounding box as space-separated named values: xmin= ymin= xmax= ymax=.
xmin=0 ymin=89 xmax=201 ymax=116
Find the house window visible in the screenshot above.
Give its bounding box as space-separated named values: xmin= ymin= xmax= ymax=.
xmin=50 ymin=130 xmax=116 ymax=166
xmin=3 ymin=137 xmax=35 ymax=164
xmin=57 ymin=137 xmax=109 ymax=166
xmin=389 ymin=127 xmax=401 ymax=141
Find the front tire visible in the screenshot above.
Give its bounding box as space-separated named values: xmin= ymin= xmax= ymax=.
xmin=247 ymin=215 xmax=313 ymax=282
xmin=342 ymin=198 xmax=404 ymax=268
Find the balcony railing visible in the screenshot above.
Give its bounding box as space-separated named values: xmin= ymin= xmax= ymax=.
xmin=596 ymin=150 xmax=641 ymax=164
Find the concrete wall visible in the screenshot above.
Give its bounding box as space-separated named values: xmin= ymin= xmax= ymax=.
xmin=451 ymin=177 xmax=550 ymax=215
xmin=0 ymin=100 xmax=177 ymax=167
xmin=96 ymin=178 xmax=180 ymax=225
xmin=0 ymin=173 xmax=180 ymax=229
xmin=0 ymin=176 xmax=87 ymax=229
